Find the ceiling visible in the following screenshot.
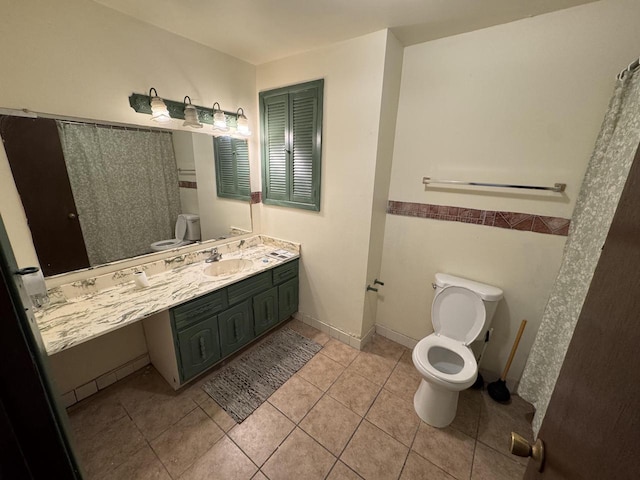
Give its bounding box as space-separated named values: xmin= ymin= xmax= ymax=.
xmin=93 ymin=0 xmax=599 ymax=65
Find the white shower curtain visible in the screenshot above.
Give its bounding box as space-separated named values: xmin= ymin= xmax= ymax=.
xmin=519 ymin=69 xmax=640 ymax=434
xmin=58 ymin=122 xmax=181 ymax=265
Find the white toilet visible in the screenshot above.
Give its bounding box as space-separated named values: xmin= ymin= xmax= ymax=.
xmin=150 ymin=214 xmax=201 ymax=252
xmin=412 ymin=273 xmax=503 ymax=427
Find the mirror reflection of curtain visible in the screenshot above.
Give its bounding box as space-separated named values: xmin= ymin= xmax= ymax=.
xmin=57 ymin=122 xmax=181 ymax=265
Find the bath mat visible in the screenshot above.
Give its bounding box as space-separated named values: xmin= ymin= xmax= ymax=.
xmin=201 ymin=327 xmax=322 ymax=423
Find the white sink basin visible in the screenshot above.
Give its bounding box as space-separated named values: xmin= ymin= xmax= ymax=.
xmin=203 ymin=259 xmax=253 ymax=277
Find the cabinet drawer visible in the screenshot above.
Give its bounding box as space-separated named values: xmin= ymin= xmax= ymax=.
xmin=227 ymin=271 xmax=272 ymax=306
xmin=272 ymin=259 xmax=299 ymax=285
xmin=172 ymin=290 xmax=228 ymax=332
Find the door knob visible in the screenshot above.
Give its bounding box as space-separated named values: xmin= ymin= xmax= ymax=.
xmin=510 ymin=432 xmax=545 ymax=472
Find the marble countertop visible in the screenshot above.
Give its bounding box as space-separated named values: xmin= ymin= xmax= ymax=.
xmin=36 ymin=237 xmax=299 ymax=355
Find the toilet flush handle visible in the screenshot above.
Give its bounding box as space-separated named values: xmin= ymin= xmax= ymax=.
xmin=432 ymin=283 xmax=437 ymax=290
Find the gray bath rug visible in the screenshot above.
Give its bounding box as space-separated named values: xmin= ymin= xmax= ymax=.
xmin=201 ymin=327 xmax=322 ymax=423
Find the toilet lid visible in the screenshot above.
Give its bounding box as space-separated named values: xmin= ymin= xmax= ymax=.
xmin=432 ymin=286 xmax=486 ymax=345
xmin=175 ymin=215 xmax=187 ymax=241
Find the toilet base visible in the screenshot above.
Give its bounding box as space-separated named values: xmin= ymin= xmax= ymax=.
xmin=413 ymin=379 xmax=460 ymax=428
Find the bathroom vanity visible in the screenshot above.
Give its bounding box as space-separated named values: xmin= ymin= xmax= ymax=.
xmin=144 ymin=258 xmax=299 ymax=388
xmin=35 ymin=235 xmax=300 ymax=396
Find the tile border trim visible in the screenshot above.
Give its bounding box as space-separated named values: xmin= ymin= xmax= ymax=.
xmin=387 ymin=200 xmax=570 ymax=236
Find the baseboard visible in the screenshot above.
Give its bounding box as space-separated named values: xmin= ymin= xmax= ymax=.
xmin=294 ymin=311 xmax=374 ymax=350
xmin=60 ymin=353 xmax=150 ymax=408
xmin=374 ymin=324 xmax=418 ymax=350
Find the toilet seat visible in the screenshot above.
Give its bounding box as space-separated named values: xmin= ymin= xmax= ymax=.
xmin=432 ymin=286 xmax=486 ymax=345
xmin=150 ymin=239 xmax=190 ymax=251
xmin=413 ymin=335 xmax=477 ymax=386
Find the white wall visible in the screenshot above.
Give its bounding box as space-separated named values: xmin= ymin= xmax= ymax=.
xmin=377 ymin=0 xmax=640 ymax=385
xmin=0 ymin=0 xmax=256 ymax=272
xmin=256 ymin=30 xmax=392 ymax=337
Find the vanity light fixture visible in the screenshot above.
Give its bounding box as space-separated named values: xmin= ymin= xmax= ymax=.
xmin=212 ymin=102 xmax=229 ymax=132
xmin=182 ymin=96 xmax=203 ymax=128
xmin=149 ymin=88 xmax=171 ymax=123
xmin=236 ymin=108 xmax=251 ymax=136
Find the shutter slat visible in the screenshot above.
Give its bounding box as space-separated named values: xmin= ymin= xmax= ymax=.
xmin=264 ymin=95 xmax=288 ymax=199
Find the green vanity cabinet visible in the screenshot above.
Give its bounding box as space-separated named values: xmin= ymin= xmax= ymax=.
xmin=176 ymin=316 xmax=222 ymax=381
xmin=253 ymin=287 xmax=279 ymax=335
xmin=163 ymin=259 xmax=300 ymax=386
xmin=218 ymin=300 xmax=254 ymax=357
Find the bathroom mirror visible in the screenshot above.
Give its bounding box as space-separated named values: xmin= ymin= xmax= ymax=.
xmin=0 ymin=115 xmax=253 ymax=277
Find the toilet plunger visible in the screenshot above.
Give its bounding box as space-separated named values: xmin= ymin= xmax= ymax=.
xmin=488 ymin=319 xmax=527 ymax=403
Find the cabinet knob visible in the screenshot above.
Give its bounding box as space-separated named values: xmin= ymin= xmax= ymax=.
xmin=68 ymin=212 xmax=77 ymax=219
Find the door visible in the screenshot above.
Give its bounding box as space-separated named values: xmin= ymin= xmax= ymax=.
xmin=0 ymin=215 xmax=81 ymax=477
xmin=0 ymin=115 xmax=89 ymax=275
xmin=177 ymin=316 xmax=222 ymax=381
xmin=253 ymin=286 xmax=279 ymax=335
xmin=521 ymin=145 xmax=640 ymax=478
xmin=278 ymin=277 xmax=299 ymax=322
xmin=218 ymin=300 xmax=254 ymax=357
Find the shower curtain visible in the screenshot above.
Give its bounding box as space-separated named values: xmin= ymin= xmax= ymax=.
xmin=519 ymin=70 xmax=640 ymax=435
xmin=58 ymin=123 xmax=181 ymax=265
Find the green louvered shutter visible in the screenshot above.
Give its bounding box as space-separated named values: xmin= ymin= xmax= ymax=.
xmin=260 ymin=79 xmax=323 ymax=211
xmin=263 ymin=94 xmax=289 ymax=201
xmin=233 ymin=139 xmax=251 ymax=198
xmin=214 ymin=136 xmax=250 ymax=200
xmin=290 ymin=88 xmax=319 ymax=208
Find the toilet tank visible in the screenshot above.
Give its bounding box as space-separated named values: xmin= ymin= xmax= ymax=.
xmin=433 ymin=273 xmax=503 ymax=341
xmin=180 ymin=213 xmax=201 ymax=241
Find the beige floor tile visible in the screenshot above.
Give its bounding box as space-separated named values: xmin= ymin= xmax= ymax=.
xmin=128 ymin=389 xmax=198 ymax=441
xmin=300 ymin=395 xmax=361 ymax=456
xmin=384 ymin=361 xmax=421 ymax=409
xmin=412 ymin=422 xmax=475 ymax=480
xmin=321 ymin=339 xmax=360 ymax=366
xmin=398 ymin=349 xmax=414 ymax=366
xmin=76 ymin=415 xmax=146 ymax=478
xmin=252 ymin=472 xmax=268 ymax=480
xmin=262 ymin=428 xmax=336 ymax=480
xmin=112 ymin=367 xmax=174 ymax=413
xmin=298 ymin=353 xmax=345 ymax=391
xmin=228 ymin=402 xmax=295 ymax=466
xmin=346 ymin=352 xmax=395 ymax=386
xmin=150 ymin=407 xmax=224 ymax=478
xmin=341 ymin=420 xmax=409 ymax=480
xmin=399 ymin=451 xmax=455 ymax=480
xmin=198 ymin=395 xmax=237 ymax=432
xmin=269 ymin=375 xmax=323 ymax=423
xmin=328 ymin=370 xmax=381 ymax=416
xmin=471 ymin=442 xmax=526 ymax=480
xmin=180 ymin=436 xmax=257 ymax=480
xmin=451 ymin=389 xmax=482 ymax=438
xmin=366 ymin=389 xmax=420 ymax=447
xmin=327 ymin=461 xmax=363 ymax=479
xmin=363 ymin=335 xmax=407 ymax=362
xmin=477 ymin=392 xmax=534 ymax=466
xmin=101 ymin=445 xmax=171 ymax=480
xmin=68 ymin=394 xmax=127 ymax=444
xmin=287 ymin=320 xmax=331 ymax=345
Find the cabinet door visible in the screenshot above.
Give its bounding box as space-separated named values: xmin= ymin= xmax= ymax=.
xmin=253 ymin=287 xmax=279 ymax=336
xmin=218 ymin=300 xmax=254 ymax=357
xmin=177 ymin=316 xmax=221 ymax=381
xmin=278 ymin=277 xmax=299 ymax=322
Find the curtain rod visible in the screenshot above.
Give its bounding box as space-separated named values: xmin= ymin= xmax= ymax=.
xmin=617 ymin=57 xmax=640 ymax=80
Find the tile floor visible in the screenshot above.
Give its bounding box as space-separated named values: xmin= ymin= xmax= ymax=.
xmin=67 ymin=320 xmax=535 ymax=479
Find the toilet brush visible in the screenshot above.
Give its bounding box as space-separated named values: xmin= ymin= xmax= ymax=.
xmin=487 ymin=320 xmax=527 ymax=403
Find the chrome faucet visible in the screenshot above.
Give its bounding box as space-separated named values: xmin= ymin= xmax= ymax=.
xmin=206 ymin=248 xmax=222 ymax=263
